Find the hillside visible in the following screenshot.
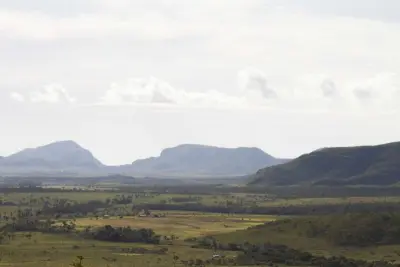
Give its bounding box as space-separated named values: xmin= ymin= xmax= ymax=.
xmin=129 ymin=144 xmax=289 ymax=176
xmin=215 ymin=213 xmax=400 ymax=255
xmin=0 ymin=140 xmax=104 ymax=173
xmin=249 ymin=141 xmax=400 ymax=186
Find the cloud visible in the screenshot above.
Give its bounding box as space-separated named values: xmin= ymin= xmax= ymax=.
xmin=8 ymin=71 xmax=400 ymax=113
xmin=344 ymin=73 xmax=400 ymax=111
xmin=353 ymin=88 xmax=372 ymax=100
xmin=97 ymin=76 xmax=251 ymax=109
xmin=10 ymin=84 xmax=76 ymax=104
xmin=9 ymin=92 xmax=25 ymax=102
xmin=238 ymin=68 xmax=277 ymax=99
xmin=320 ymin=79 xmax=338 ymax=98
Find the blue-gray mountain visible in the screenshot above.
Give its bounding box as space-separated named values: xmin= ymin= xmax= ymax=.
xmin=129 ymin=144 xmax=289 ymax=176
xmin=0 ymin=141 xmax=104 ymax=174
xmin=249 ymin=141 xmax=400 ymax=186
xmin=0 ymin=141 xmax=288 ymax=176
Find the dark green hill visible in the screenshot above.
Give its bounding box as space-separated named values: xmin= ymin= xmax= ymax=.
xmin=217 ymin=213 xmax=400 ymax=248
xmin=249 ymin=142 xmax=400 ymax=186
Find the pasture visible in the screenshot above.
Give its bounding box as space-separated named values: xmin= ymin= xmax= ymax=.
xmin=0 ymin=211 xmax=274 ymax=267
xmin=1 ymin=187 xmax=400 ymax=266
xmin=75 ymin=211 xmax=277 ymax=238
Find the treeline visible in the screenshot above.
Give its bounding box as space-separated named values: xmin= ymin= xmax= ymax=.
xmin=4 ymin=183 xmax=400 ymax=199
xmin=41 ymin=200 xmax=108 ymax=216
xmin=136 ymin=202 xmax=400 ymax=216
xmin=119 ymin=185 xmax=400 ymax=198
xmin=83 ymin=225 xmax=160 ymax=244
xmin=234 ymin=243 xmax=398 ymax=267
xmin=259 ymin=212 xmax=400 ymax=246
xmin=192 ymin=240 xmax=398 ymax=267
xmin=2 ymin=215 xmax=161 ymax=245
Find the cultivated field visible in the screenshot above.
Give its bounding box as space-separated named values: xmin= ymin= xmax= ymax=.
xmin=75 ymin=211 xmax=277 ymax=238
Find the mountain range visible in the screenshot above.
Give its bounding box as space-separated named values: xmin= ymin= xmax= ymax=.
xmin=3 ymin=140 xmax=400 ymax=186
xmin=129 ymin=144 xmax=289 ymax=176
xmin=0 ymin=141 xmax=288 ymax=177
xmin=249 ymin=141 xmax=400 ymax=186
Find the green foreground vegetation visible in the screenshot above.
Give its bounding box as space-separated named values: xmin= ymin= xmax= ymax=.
xmin=2 ymin=186 xmax=400 ymax=266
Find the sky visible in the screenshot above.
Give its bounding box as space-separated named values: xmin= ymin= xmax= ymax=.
xmin=1 ymin=0 xmax=400 ymax=165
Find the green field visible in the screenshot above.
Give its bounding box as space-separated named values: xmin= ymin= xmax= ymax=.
xmin=216 ymin=214 xmax=400 ymax=263
xmin=0 ymin=211 xmax=274 ymax=267
xmin=0 ymin=232 xmax=216 ymax=267
xmin=1 ymin=188 xmax=400 ymax=266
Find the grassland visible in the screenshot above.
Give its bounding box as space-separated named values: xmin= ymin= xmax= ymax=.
xmin=3 ymin=190 xmax=400 ymax=208
xmin=2 ymin=188 xmax=400 ymax=266
xmin=0 ymin=211 xmax=274 ymax=267
xmin=216 ymin=215 xmax=400 ymax=263
xmin=75 ymin=211 xmax=277 ymax=239
xmin=0 ymin=232 xmax=218 ymax=267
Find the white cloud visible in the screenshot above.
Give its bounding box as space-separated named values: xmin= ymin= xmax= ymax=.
xmin=31 ymin=84 xmax=76 ymax=103
xmin=9 ymin=92 xmax=25 ymax=102
xmin=320 ymin=79 xmax=338 ymax=98
xmin=97 ymin=76 xmax=251 ymax=109
xmin=345 ymin=72 xmax=400 ymax=110
xmin=10 ymin=84 xmax=76 ymax=104
xmin=238 ymin=68 xmax=277 ymax=100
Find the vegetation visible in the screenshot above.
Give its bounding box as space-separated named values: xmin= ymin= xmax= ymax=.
xmin=84 ymin=225 xmax=161 ymax=244
xmin=249 ymin=213 xmax=400 ymax=247
xmin=0 ymin=185 xmax=400 ymax=266
xmin=250 ymin=141 xmax=400 ymax=186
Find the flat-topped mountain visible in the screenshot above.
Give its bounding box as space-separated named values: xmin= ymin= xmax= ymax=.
xmin=129 ymin=144 xmax=289 ymax=176
xmin=249 ymin=141 xmax=400 ymax=186
xmin=0 ymin=141 xmax=287 ymax=177
xmin=0 ymin=140 xmax=104 ymax=172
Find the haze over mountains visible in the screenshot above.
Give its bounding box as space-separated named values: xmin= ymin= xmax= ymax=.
xmin=249 ymin=142 xmax=400 ymax=186
xmin=0 ymin=141 xmax=104 ymax=174
xmin=129 ymin=144 xmax=289 ymax=176
xmin=0 ymin=141 xmax=288 ymax=177
xmin=3 ymin=140 xmax=400 ymax=185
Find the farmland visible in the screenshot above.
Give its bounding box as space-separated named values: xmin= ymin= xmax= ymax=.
xmin=1 ymin=186 xmax=400 ymax=266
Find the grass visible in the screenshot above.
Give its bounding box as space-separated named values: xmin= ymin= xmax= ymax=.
xmin=129 ymin=193 xmax=400 ymax=208
xmin=0 ymin=211 xmax=275 ymax=267
xmin=2 ymin=190 xmax=400 ymax=266
xmin=0 ymin=192 xmax=118 ymax=203
xmin=75 ymin=211 xmax=277 ymax=239
xmin=216 ymin=218 xmax=400 ymax=262
xmin=0 ymin=232 xmax=216 ymax=267
xmin=258 ymin=196 xmax=400 ymax=207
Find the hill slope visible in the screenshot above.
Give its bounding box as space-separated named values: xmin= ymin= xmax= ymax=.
xmin=130 ymin=144 xmax=288 ymax=176
xmin=0 ymin=140 xmax=104 ymax=173
xmin=249 ymin=142 xmax=400 ymax=186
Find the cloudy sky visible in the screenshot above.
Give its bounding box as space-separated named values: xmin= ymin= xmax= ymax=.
xmin=1 ymin=0 xmax=400 ymax=165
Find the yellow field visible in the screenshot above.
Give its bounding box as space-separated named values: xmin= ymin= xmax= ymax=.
xmin=0 ymin=212 xmax=276 ymax=267
xmin=75 ymin=211 xmax=277 ymax=238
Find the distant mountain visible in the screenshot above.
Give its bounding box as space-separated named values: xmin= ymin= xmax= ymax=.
xmin=249 ymin=142 xmax=400 ymax=186
xmin=0 ymin=141 xmax=104 ymax=173
xmin=0 ymin=141 xmax=288 ymax=177
xmin=129 ymin=144 xmax=289 ymax=176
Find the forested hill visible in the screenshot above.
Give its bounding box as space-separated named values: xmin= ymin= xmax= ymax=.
xmin=249 ymin=141 xmax=400 ymax=186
